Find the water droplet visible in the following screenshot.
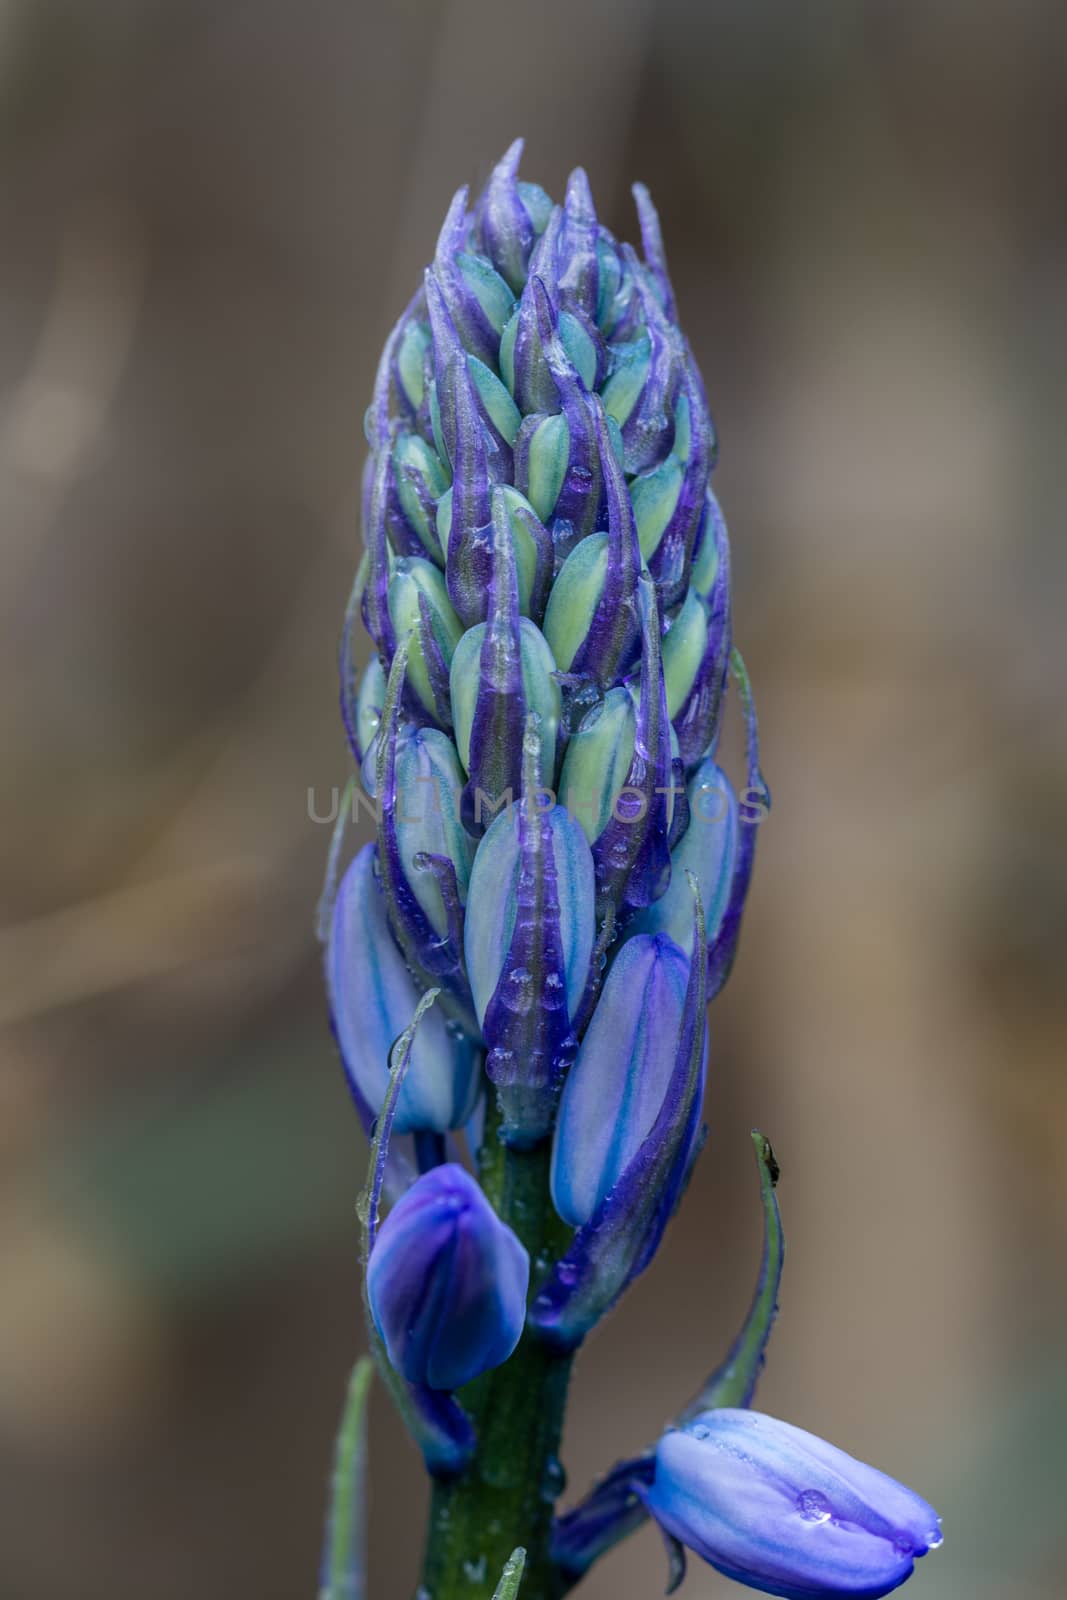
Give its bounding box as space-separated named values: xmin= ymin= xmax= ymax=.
xmin=504 ymin=966 xmax=535 ymax=1014
xmin=797 ymin=1490 xmax=832 ymax=1524
xmin=557 ymin=1259 xmax=579 ymax=1286
xmin=926 ymin=1528 xmax=944 ymax=1551
xmin=689 ymin=1424 xmax=711 ymax=1441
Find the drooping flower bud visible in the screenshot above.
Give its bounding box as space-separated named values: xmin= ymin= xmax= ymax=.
xmin=551 ymin=932 xmax=694 ymax=1226
xmin=367 ymin=1163 xmax=529 ymax=1392
xmin=530 ymin=880 xmax=706 ymax=1348
xmin=327 ymin=845 xmax=479 ymax=1133
xmin=645 ymin=1410 xmax=942 ymax=1600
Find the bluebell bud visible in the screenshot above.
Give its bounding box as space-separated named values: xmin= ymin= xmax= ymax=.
xmin=646 ymin=1409 xmax=942 ymax=1600
xmin=630 ymin=757 xmax=739 ymax=957
xmin=367 ymin=1163 xmax=529 ymax=1391
xmin=352 ymin=653 xmax=385 ymax=769
xmin=391 ymin=726 xmax=473 ymax=937
xmin=387 ymin=556 xmax=464 ymax=726
xmin=557 ymin=686 xmax=636 ymax=845
xmin=551 ymin=932 xmax=694 ymax=1226
xmin=394 ymin=432 xmax=449 ymax=563
xmin=465 ymin=755 xmax=595 ymax=1146
xmin=327 ymin=845 xmax=479 ymax=1133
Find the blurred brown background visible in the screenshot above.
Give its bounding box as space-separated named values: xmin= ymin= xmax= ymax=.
xmin=2 ymin=1 xmax=1065 ymax=1596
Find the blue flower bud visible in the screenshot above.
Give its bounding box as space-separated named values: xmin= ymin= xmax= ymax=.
xmin=630 ymin=758 xmax=738 ymax=957
xmin=529 ymin=878 xmax=707 ymax=1347
xmin=367 ymin=1163 xmax=530 ymax=1392
xmin=673 ymin=494 xmax=732 ymax=765
xmin=476 ymin=138 xmax=536 ymax=295
xmin=557 ymin=686 xmax=636 ymax=845
xmin=613 ymin=251 xmax=682 ymax=475
xmin=328 ymin=845 xmax=479 ymax=1133
xmin=392 ymin=727 xmax=474 ymax=937
xmin=432 ymin=188 xmax=501 ymax=369
xmin=450 ymin=604 xmax=561 ymax=808
xmin=551 ymin=932 xmax=693 ymax=1226
xmin=631 ymin=182 xmax=677 ymax=320
xmin=558 ymin=168 xmax=600 ymax=324
xmin=661 ymin=589 xmax=708 ymax=719
xmin=646 ymin=1409 xmax=942 ymax=1600
xmin=352 ymin=654 xmax=385 ymax=768
xmin=387 ymin=557 xmax=463 ymax=726
xmin=394 ymin=432 xmax=449 ymax=563
xmin=541 ymin=400 xmax=640 ymax=687
xmin=465 ymin=757 xmax=595 ymax=1145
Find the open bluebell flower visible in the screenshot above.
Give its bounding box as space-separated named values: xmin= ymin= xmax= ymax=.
xmin=366 ymin=1163 xmax=529 ymax=1392
xmin=327 ymin=844 xmax=480 ymax=1134
xmin=645 ymin=1409 xmax=942 ymax=1600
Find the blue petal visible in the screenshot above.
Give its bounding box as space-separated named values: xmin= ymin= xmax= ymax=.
xmin=630 ymin=759 xmax=738 ymax=956
xmin=465 ymin=801 xmax=595 ymax=1027
xmin=328 ymin=845 xmax=479 ymax=1133
xmin=551 ymin=933 xmax=691 ymax=1226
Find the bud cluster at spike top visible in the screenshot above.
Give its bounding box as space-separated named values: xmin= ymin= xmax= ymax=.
xmin=324 ymin=142 xmax=940 ymax=1600
xmin=333 ymin=138 xmax=761 ymax=1158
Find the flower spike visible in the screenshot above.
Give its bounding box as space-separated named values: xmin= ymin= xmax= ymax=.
xmin=320 ymin=146 xmax=938 ymax=1600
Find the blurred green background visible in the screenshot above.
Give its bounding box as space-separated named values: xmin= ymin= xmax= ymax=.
xmin=2 ymin=2 xmax=1065 ymax=1596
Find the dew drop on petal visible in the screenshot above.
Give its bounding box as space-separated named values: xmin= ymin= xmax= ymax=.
xmin=797 ymin=1490 xmax=833 ymax=1524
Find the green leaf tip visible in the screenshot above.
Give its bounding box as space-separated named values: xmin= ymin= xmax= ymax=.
xmin=319 ymin=1356 xmax=373 ymax=1600
xmin=491 ymin=1547 xmax=527 ymax=1598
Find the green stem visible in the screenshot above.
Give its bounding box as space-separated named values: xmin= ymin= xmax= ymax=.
xmin=418 ymin=1112 xmax=574 ymax=1600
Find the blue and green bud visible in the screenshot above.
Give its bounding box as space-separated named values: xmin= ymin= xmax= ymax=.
xmin=367 ymin=1163 xmax=529 ymax=1392
xmin=328 ymin=845 xmax=479 ymax=1134
xmin=551 ymin=932 xmax=696 ymax=1227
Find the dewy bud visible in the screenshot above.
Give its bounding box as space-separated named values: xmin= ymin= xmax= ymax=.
xmin=392 ymin=727 xmax=474 ymax=937
xmin=465 ymin=768 xmax=595 ymax=1145
xmin=352 ymin=654 xmax=385 ymax=768
xmin=387 ymin=557 xmax=464 ymax=725
xmin=557 ymin=686 xmax=636 ymax=844
xmin=450 ymin=613 xmax=561 ymax=802
xmin=394 ymin=433 xmax=449 ymax=563
xmin=630 ymin=757 xmax=738 ymax=957
xmin=367 ymin=1163 xmax=529 ymax=1392
xmin=646 ymin=1409 xmax=942 ymax=1600
xmin=328 ymin=845 xmax=479 ymax=1133
xmin=551 ymin=932 xmax=693 ymax=1226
